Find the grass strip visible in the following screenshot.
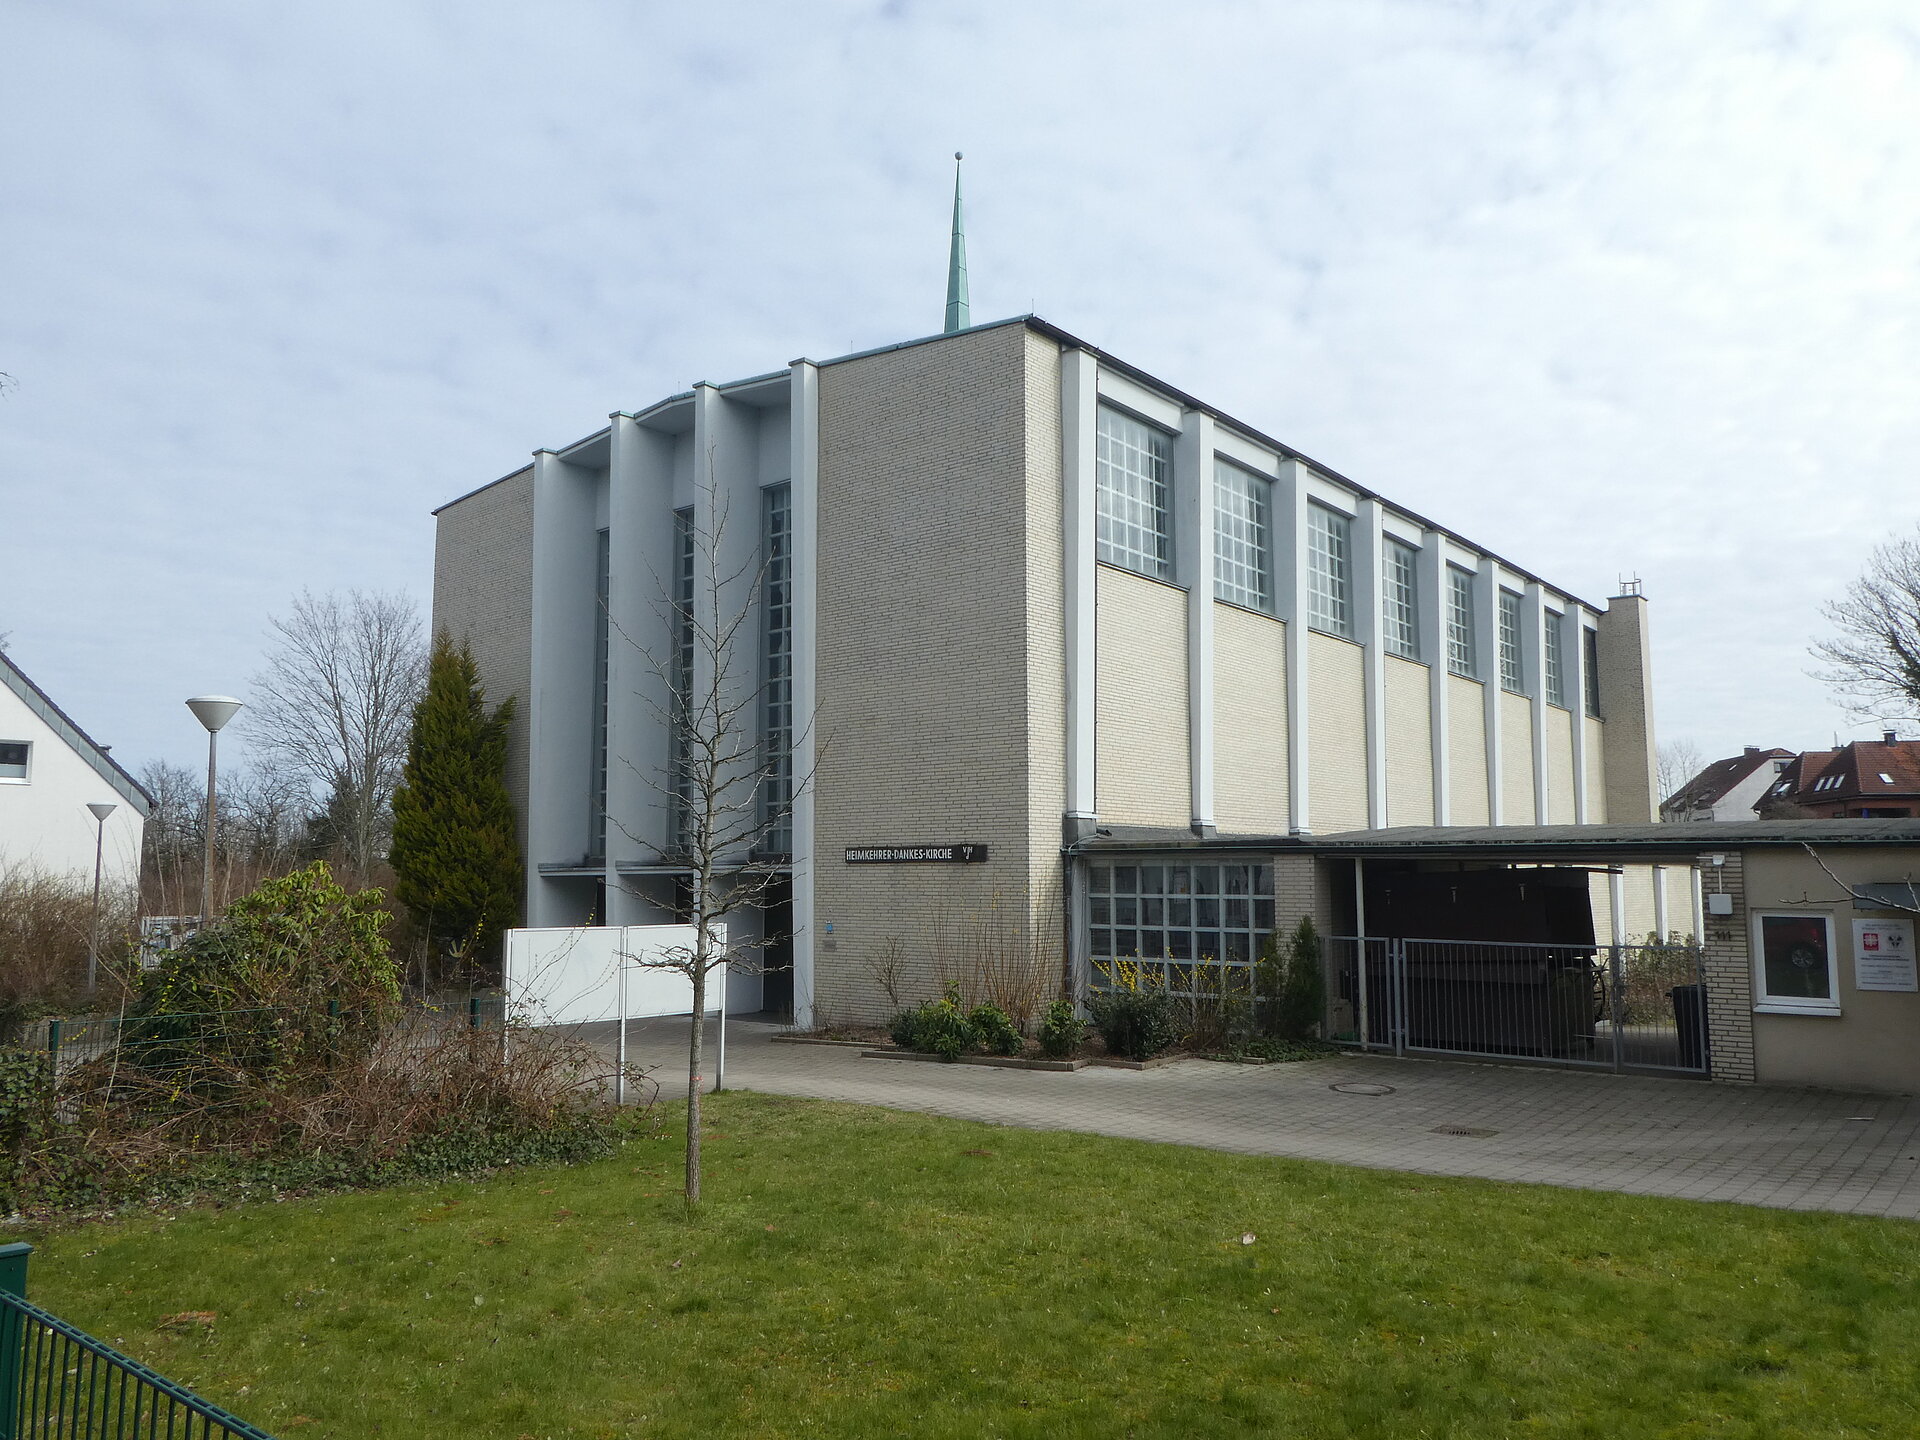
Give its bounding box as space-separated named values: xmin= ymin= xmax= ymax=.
xmin=18 ymin=1092 xmax=1920 ymax=1439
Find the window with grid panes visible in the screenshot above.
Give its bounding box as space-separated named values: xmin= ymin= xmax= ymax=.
xmin=1095 ymin=406 xmax=1172 ymax=579
xmin=1544 ymin=611 xmax=1566 ymax=707
xmin=1583 ymin=628 xmax=1601 ymax=717
xmin=1306 ymin=503 xmax=1352 ymax=636
xmin=1087 ymin=862 xmax=1275 ymax=996
xmin=668 ymin=508 xmax=695 ymax=852
xmin=759 ymin=484 xmax=793 ymax=856
xmin=1498 ymin=590 xmax=1526 ymax=692
xmin=1212 ymin=460 xmax=1271 ymax=610
xmin=1446 ymin=567 xmax=1477 ymax=676
xmin=589 ymin=529 xmax=610 ymax=859
xmin=1382 ymin=538 xmax=1420 ymax=659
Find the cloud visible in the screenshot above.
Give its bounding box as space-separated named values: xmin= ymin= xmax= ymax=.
xmin=3 ymin=0 xmax=1918 ymax=770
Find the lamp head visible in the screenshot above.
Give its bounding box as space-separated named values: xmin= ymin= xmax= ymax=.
xmin=185 ymin=695 xmax=243 ymax=733
xmin=87 ymin=802 xmax=117 ymax=823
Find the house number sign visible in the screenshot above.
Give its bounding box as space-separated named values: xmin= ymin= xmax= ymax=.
xmin=845 ymin=845 xmax=988 ymax=864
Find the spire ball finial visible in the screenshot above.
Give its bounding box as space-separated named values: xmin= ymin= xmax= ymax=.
xmin=955 ymin=151 xmax=963 ymax=161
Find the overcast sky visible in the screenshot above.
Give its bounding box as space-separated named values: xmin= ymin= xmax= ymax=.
xmin=5 ymin=0 xmax=1919 ymax=786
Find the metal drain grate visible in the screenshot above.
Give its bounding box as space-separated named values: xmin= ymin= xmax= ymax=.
xmin=1431 ymin=1125 xmax=1499 ymax=1138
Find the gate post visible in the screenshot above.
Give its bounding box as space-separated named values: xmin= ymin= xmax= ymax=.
xmin=1390 ymin=940 xmax=1408 ymax=1057
xmin=1356 ymin=939 xmax=1371 ymax=1052
xmin=0 ymin=1242 xmax=30 ymax=1440
xmin=1607 ymin=946 xmax=1626 ymax=1073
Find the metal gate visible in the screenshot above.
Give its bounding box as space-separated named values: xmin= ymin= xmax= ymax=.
xmin=1324 ymin=936 xmax=1709 ymax=1076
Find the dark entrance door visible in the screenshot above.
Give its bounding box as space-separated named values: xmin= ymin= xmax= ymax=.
xmin=760 ymin=879 xmax=794 ymax=1020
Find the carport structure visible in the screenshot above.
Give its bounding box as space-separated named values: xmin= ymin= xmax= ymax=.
xmin=1308 ymin=819 xmax=1920 ymax=1089
xmin=1071 ymin=819 xmax=1920 ymax=1091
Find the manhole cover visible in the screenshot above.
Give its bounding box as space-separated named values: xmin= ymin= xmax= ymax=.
xmin=1432 ymin=1125 xmax=1499 ymax=1138
xmin=1330 ymin=1082 xmax=1396 ymax=1096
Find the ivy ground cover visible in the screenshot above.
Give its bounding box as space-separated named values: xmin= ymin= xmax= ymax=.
xmin=20 ymin=1093 xmax=1920 ymax=1438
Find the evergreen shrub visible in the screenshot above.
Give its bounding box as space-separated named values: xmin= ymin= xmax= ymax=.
xmin=1038 ymin=999 xmax=1086 ymax=1059
xmin=967 ymin=1002 xmax=1023 ymax=1056
xmin=1087 ymin=963 xmax=1177 ymax=1061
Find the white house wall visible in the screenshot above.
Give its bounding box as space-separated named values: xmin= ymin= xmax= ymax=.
xmin=0 ymin=682 xmax=144 ymax=888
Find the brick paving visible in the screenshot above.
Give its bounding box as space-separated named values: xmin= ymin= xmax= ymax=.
xmin=585 ymin=1015 xmax=1920 ymax=1219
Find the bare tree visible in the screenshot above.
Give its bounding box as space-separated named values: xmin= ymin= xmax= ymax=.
xmin=612 ymin=481 xmax=811 ymax=1204
xmin=246 ymin=590 xmax=427 ymax=885
xmin=1657 ymin=739 xmax=1706 ymax=810
xmin=1813 ymin=527 xmax=1920 ymax=724
xmin=138 ymin=758 xmax=312 ymax=916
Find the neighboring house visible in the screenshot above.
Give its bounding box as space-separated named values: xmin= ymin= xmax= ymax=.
xmin=432 ymin=304 xmax=1662 ymax=1028
xmin=1757 ymin=734 xmax=1920 ymax=819
xmin=0 ymin=650 xmax=151 ymax=888
xmin=1661 ymin=746 xmax=1795 ymax=822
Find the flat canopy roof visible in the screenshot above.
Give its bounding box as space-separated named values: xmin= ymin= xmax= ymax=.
xmin=1075 ymin=820 xmax=1920 ymax=862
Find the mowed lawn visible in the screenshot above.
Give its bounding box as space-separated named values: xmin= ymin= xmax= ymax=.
xmin=19 ymin=1092 xmax=1920 ymax=1439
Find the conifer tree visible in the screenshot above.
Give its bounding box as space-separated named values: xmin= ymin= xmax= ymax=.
xmin=388 ymin=634 xmax=521 ymax=974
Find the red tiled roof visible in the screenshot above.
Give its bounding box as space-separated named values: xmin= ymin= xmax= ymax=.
xmin=1773 ymin=741 xmax=1920 ymax=810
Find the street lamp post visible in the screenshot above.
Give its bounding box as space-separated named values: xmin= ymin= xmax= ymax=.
xmin=185 ymin=695 xmax=243 ymax=925
xmin=85 ymin=802 xmax=116 ymax=994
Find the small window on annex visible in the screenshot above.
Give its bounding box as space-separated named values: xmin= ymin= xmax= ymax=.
xmin=1498 ymin=590 xmax=1526 ymax=693
xmin=1212 ymin=460 xmax=1272 ymax=611
xmin=1446 ymin=567 xmax=1477 ymax=677
xmin=0 ymin=742 xmax=28 ymax=782
xmin=1096 ymin=406 xmax=1173 ymax=581
xmin=1754 ymin=913 xmax=1838 ymax=1010
xmin=1382 ymin=538 xmax=1420 ymax=660
xmin=1306 ymin=503 xmax=1353 ymax=637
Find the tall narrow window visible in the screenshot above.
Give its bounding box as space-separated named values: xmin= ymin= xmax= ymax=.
xmin=760 ymin=484 xmax=793 ymax=857
xmin=1446 ymin=567 xmax=1477 ymax=677
xmin=589 ymin=528 xmax=610 ymax=860
xmin=669 ymin=508 xmax=695 ymax=852
xmin=1583 ymin=628 xmax=1601 ymax=718
xmin=1306 ymin=503 xmax=1352 ymax=637
xmin=1498 ymin=590 xmax=1525 ymax=693
xmin=1544 ymin=611 xmax=1566 ymax=707
xmin=1213 ymin=460 xmax=1271 ymax=611
xmin=1096 ymin=406 xmax=1173 ymax=580
xmin=1382 ymin=539 xmax=1420 ymax=660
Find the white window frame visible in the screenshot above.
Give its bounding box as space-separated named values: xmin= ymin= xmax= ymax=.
xmin=0 ymin=740 xmax=29 ymax=784
xmin=1497 ymin=589 xmax=1526 ymax=694
xmin=1752 ymin=911 xmax=1841 ymax=1015
xmin=1095 ymin=405 xmax=1174 ymax=581
xmin=1382 ymin=538 xmax=1420 ymax=660
xmin=1305 ymin=502 xmax=1352 ymax=637
xmin=1544 ymin=609 xmax=1566 ymax=707
xmin=1446 ymin=567 xmax=1477 ymax=678
xmin=1212 ymin=459 xmax=1272 ymax=612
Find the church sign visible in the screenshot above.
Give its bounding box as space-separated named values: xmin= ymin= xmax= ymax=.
xmin=845 ymin=845 xmax=988 ymax=865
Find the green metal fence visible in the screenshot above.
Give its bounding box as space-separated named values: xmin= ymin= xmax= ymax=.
xmin=0 ymin=1244 xmax=275 ymax=1439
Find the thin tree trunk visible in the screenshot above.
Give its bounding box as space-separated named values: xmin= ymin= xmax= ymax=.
xmin=686 ymin=959 xmax=705 ymax=1204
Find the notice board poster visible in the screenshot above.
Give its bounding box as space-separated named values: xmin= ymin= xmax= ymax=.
xmin=1853 ymin=919 xmax=1918 ymax=993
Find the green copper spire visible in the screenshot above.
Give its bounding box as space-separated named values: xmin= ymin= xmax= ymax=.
xmin=944 ymin=151 xmax=969 ymax=334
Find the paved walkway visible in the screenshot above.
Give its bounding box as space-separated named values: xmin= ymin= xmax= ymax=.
xmin=582 ymin=1015 xmax=1920 ymax=1219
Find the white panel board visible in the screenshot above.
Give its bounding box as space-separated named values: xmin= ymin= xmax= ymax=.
xmin=504 ymin=924 xmax=727 ymax=1026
